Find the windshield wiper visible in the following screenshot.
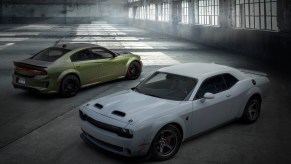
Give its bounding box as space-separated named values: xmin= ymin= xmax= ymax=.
xmin=132 ymin=88 xmax=161 ymax=98
xmin=144 ymin=93 xmax=162 ymax=99
xmin=132 ymin=87 xmax=141 ymax=93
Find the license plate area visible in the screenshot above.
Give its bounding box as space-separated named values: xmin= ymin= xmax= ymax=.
xmin=18 ymin=78 xmax=26 ymax=85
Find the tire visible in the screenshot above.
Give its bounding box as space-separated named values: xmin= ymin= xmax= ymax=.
xmin=241 ymin=96 xmax=261 ymax=124
xmin=150 ymin=125 xmax=182 ymax=161
xmin=59 ymin=75 xmax=80 ymax=97
xmin=126 ymin=61 xmax=141 ymax=80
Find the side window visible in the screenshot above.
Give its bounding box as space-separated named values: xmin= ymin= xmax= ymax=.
xmin=223 ymin=74 xmax=238 ymax=89
xmin=91 ymin=48 xmax=114 ymax=59
xmin=195 ymin=75 xmax=227 ymax=100
xmin=71 ymin=50 xmax=92 ymax=62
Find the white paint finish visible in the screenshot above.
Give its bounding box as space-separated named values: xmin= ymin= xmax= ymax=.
xmin=80 ymin=63 xmax=270 ymax=157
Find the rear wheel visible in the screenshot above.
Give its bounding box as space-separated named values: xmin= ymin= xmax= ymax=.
xmin=241 ymin=96 xmax=261 ymax=124
xmin=126 ymin=61 xmax=141 ymax=80
xmin=59 ymin=75 xmax=80 ymax=97
xmin=150 ymin=125 xmax=182 ymax=161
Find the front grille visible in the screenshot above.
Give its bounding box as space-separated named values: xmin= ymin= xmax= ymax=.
xmin=86 ymin=116 xmax=121 ymax=134
xmin=85 ymin=132 xmax=123 ymax=152
xmin=79 ymin=110 xmax=122 ymax=136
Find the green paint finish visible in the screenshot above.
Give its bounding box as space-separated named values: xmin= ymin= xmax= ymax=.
xmin=12 ymin=44 xmax=142 ymax=94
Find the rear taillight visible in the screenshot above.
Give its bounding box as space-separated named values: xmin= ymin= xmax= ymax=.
xmin=15 ymin=67 xmax=47 ymax=75
xmin=31 ymin=69 xmax=47 ymax=75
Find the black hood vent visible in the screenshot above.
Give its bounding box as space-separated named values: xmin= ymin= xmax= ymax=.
xmin=112 ymin=110 xmax=126 ymax=117
xmin=94 ymin=103 xmax=103 ymax=109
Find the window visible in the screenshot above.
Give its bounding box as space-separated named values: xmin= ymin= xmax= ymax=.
xmin=71 ymin=50 xmax=93 ymax=62
xmin=32 ymin=48 xmax=70 ymax=62
xmin=141 ymin=5 xmax=146 ymax=20
xmin=198 ymin=0 xmax=219 ymax=26
xmin=158 ymin=3 xmax=169 ymax=22
xmin=149 ymin=4 xmax=156 ymax=20
xmin=182 ymin=1 xmax=189 ymax=24
xmin=163 ymin=3 xmax=170 ymax=21
xmin=158 ymin=3 xmax=162 ymax=21
xmin=222 ymin=74 xmax=238 ymax=89
xmin=90 ymin=48 xmax=114 ymax=59
xmin=129 ymin=7 xmax=133 ymax=19
xmin=136 ymin=72 xmax=197 ymax=101
xmin=234 ymin=0 xmax=278 ymax=31
xmin=195 ymin=75 xmax=227 ymax=99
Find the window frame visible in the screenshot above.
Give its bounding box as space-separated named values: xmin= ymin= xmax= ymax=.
xmin=233 ymin=0 xmax=278 ymax=31
xmin=181 ymin=1 xmax=189 ymax=24
xmin=198 ymin=0 xmax=220 ymax=26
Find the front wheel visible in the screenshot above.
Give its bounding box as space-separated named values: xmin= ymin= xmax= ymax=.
xmin=150 ymin=125 xmax=182 ymax=161
xmin=126 ymin=61 xmax=141 ymax=80
xmin=241 ymin=96 xmax=261 ymax=124
xmin=59 ymin=75 xmax=80 ymax=98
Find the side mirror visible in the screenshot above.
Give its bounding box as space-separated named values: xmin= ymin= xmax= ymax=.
xmin=200 ymin=92 xmax=215 ymax=103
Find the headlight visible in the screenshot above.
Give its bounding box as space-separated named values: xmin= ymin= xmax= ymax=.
xmin=117 ymin=128 xmax=133 ymax=138
xmin=79 ymin=110 xmax=87 ymax=120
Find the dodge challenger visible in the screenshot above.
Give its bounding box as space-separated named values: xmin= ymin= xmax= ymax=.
xmin=79 ymin=63 xmax=270 ymax=160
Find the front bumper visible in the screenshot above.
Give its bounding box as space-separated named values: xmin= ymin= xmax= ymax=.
xmin=79 ymin=109 xmax=150 ymax=157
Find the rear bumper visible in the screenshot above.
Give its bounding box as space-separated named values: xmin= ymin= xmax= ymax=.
xmin=12 ymin=74 xmax=58 ymax=94
xmin=13 ymin=83 xmax=41 ymax=93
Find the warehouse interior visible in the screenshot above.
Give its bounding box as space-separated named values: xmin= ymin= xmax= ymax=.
xmin=0 ymin=0 xmax=290 ymax=163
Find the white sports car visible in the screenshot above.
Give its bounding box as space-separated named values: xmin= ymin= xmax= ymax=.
xmin=79 ymin=63 xmax=270 ymax=160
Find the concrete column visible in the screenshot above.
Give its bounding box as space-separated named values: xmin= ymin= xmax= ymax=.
xmin=279 ymin=0 xmax=291 ymax=32
xmin=219 ymin=0 xmax=229 ymax=27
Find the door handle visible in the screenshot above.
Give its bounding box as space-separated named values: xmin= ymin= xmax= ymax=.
xmin=76 ymin=65 xmax=80 ymax=68
xmin=226 ymin=94 xmax=231 ymax=97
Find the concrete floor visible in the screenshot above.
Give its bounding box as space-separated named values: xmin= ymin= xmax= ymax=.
xmin=0 ymin=23 xmax=290 ymax=164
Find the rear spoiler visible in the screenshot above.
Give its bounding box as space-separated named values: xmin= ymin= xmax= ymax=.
xmin=238 ymin=68 xmax=268 ymax=77
xmin=13 ymin=59 xmax=52 ymax=68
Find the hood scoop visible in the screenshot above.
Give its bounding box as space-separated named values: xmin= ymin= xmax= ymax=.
xmin=112 ymin=110 xmax=126 ymax=117
xmin=94 ymin=103 xmax=103 ymax=109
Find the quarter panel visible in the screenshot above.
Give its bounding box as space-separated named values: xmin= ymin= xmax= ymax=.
xmin=229 ymin=79 xmax=263 ymax=118
xmin=56 ymin=68 xmax=81 ymax=85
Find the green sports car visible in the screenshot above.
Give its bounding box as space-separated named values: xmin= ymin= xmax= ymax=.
xmin=12 ymin=43 xmax=142 ymax=97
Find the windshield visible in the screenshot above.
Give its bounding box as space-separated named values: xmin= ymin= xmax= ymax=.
xmin=31 ymin=48 xmax=70 ymax=62
xmin=136 ymin=72 xmax=197 ymax=101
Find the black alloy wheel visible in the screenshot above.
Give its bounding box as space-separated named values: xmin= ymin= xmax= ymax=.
xmin=150 ymin=125 xmax=181 ymax=161
xmin=60 ymin=75 xmax=80 ymax=97
xmin=126 ymin=61 xmax=141 ymax=80
xmin=241 ymin=96 xmax=261 ymax=124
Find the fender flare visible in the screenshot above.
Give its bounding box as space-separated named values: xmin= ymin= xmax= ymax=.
xmin=236 ymin=86 xmax=262 ymax=118
xmin=124 ymin=58 xmax=142 ymax=76
xmin=142 ymin=115 xmax=187 ymax=145
xmin=56 ymin=69 xmax=81 ymax=87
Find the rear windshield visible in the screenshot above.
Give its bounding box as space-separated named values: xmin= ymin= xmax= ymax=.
xmin=31 ymin=48 xmax=70 ymax=62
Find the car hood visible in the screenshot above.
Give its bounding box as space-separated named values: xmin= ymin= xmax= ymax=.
xmin=84 ymin=90 xmax=181 ymax=125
